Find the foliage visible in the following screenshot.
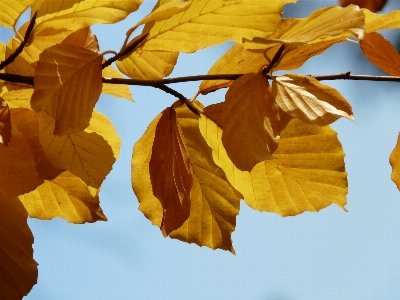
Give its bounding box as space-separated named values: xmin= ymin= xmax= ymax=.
xmin=0 ymin=0 xmax=399 ymax=298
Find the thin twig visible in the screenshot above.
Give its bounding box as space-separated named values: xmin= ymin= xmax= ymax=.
xmin=262 ymin=44 xmax=285 ymax=76
xmin=0 ymin=11 xmax=37 ymax=71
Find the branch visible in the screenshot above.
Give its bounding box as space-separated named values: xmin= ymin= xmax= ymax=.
xmin=0 ymin=11 xmax=37 ymax=71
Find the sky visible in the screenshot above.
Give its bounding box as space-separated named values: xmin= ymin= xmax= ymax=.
xmin=2 ymin=0 xmax=400 ymax=299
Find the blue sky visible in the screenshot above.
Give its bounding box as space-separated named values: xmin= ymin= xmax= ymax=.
xmin=2 ymin=0 xmax=400 ymax=299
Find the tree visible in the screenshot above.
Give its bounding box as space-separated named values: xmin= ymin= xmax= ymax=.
xmin=0 ymin=0 xmax=400 ymax=299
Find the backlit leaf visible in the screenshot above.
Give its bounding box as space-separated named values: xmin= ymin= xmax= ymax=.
xmin=244 ymin=5 xmax=364 ymax=50
xmin=31 ymin=43 xmax=103 ymax=135
xmin=364 ymin=9 xmax=400 ymax=33
xmin=360 ymin=32 xmax=400 ymax=76
xmin=1 ymin=88 xmax=33 ymax=109
xmin=39 ymin=110 xmax=121 ymax=191
xmin=0 ymin=0 xmax=35 ymax=28
xmin=340 ymin=0 xmax=388 ymax=13
xmin=200 ymin=108 xmax=348 ymax=216
xmin=390 ymin=133 xmax=400 ymax=190
xmin=137 ymin=0 xmax=192 ymax=26
xmin=272 ymin=74 xmax=354 ymax=125
xmin=0 ymin=98 xmax=11 ymax=146
xmin=19 ymin=171 xmax=106 ymax=223
xmin=60 ymin=27 xmax=100 ymax=53
xmin=102 ymin=64 xmax=134 ymax=101
xmin=149 ymin=107 xmax=193 ymax=235
xmin=0 ymin=196 xmax=37 ymax=300
xmin=141 ymin=0 xmax=296 ymax=53
xmin=221 ymin=72 xmax=279 ymax=171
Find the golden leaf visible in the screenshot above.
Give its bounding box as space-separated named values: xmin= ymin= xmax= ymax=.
xmin=39 ymin=110 xmax=121 ymax=192
xmin=0 ymin=98 xmax=12 ymax=146
xmin=199 ymin=38 xmax=346 ymax=95
xmin=200 ymin=108 xmax=348 ymax=216
xmin=364 ymin=9 xmax=400 ymax=33
xmin=31 ymin=43 xmax=103 ymax=135
xmin=244 ymin=5 xmax=364 ymax=50
xmin=390 ymin=133 xmax=400 ymax=190
xmin=102 ymin=64 xmax=134 ymax=100
xmin=0 ymin=196 xmax=37 ymax=300
xmin=60 ymin=27 xmax=100 ymax=53
xmin=19 ymin=170 xmax=106 ymax=223
xmin=360 ymin=32 xmax=400 ymax=76
xmin=1 ymin=88 xmax=33 ymax=109
xmin=136 ymin=0 xmax=192 ymax=26
xmin=340 ymin=0 xmax=388 ymax=13
xmin=0 ymin=0 xmax=35 ymax=28
xmin=272 ymin=74 xmax=354 ymax=125
xmin=32 ymin=0 xmax=143 ymax=33
xmin=0 ymin=125 xmax=43 ymax=197
xmin=220 ymin=72 xmax=279 ymax=171
xmin=141 ymin=0 xmax=296 ymax=53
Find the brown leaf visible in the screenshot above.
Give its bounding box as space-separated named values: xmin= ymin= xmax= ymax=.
xmin=340 ymin=0 xmax=388 ymax=12
xmin=0 ymin=98 xmax=12 ymax=146
xmin=221 ymin=72 xmax=279 ymax=171
xmin=149 ymin=107 xmax=193 ymax=235
xmin=0 ymin=196 xmax=38 ymax=300
xmin=61 ymin=27 xmax=100 ymax=53
xmin=360 ymin=32 xmax=400 ymax=76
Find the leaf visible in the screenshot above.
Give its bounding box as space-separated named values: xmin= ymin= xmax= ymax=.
xmin=1 ymin=88 xmax=33 ymax=109
xmin=60 ymin=27 xmax=100 ymax=53
xmin=340 ymin=0 xmax=388 ymax=13
xmin=141 ymin=0 xmax=296 ymax=53
xmin=360 ymin=32 xmax=400 ymax=76
xmin=31 ymin=43 xmax=103 ymax=135
xmin=0 ymin=196 xmax=38 ymax=300
xmin=199 ymin=38 xmax=346 ymax=95
xmin=102 ymin=65 xmax=134 ymax=100
xmin=0 ymin=0 xmax=35 ymax=28
xmin=136 ymin=0 xmax=192 ymax=26
xmin=149 ymin=107 xmax=193 ymax=235
xmin=220 ymin=72 xmax=279 ymax=171
xmin=18 ymin=171 xmax=106 ymax=223
xmin=0 ymin=98 xmax=12 ymax=146
xmin=244 ymin=5 xmax=364 ymax=50
xmin=364 ymin=9 xmax=400 ymax=33
xmin=0 ymin=124 xmax=43 ymax=197
xmin=132 ymin=103 xmax=240 ymax=251
xmin=39 ymin=110 xmax=121 ymax=192
xmin=200 ymin=108 xmax=348 ymax=216
xmin=390 ymin=134 xmax=400 ymax=190
xmin=272 ymin=74 xmax=354 ymax=125
xmin=32 ymin=0 xmax=143 ymax=33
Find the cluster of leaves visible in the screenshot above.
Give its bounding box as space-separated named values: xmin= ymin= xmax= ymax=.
xmin=0 ymin=0 xmax=400 ymax=298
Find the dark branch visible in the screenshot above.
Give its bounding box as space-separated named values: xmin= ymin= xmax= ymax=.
xmin=262 ymin=44 xmax=285 ymax=76
xmin=0 ymin=11 xmax=37 ymax=71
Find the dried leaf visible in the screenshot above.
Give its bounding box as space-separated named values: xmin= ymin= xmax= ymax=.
xmin=220 ymin=72 xmax=279 ymax=171
xmin=31 ymin=43 xmax=103 ymax=135
xmin=19 ymin=171 xmax=106 ymax=223
xmin=340 ymin=0 xmax=388 ymax=13
xmin=0 ymin=196 xmax=37 ymax=300
xmin=200 ymin=108 xmax=348 ymax=216
xmin=390 ymin=133 xmax=400 ymax=190
xmin=141 ymin=0 xmax=296 ymax=53
xmin=360 ymin=32 xmax=400 ymax=76
xmin=0 ymin=98 xmax=12 ymax=146
xmin=272 ymin=74 xmax=354 ymax=125
xmin=149 ymin=107 xmax=193 ymax=235
xmin=0 ymin=0 xmax=35 ymax=28
xmin=364 ymin=9 xmax=400 ymax=33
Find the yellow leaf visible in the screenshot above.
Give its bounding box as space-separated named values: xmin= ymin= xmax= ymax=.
xmin=389 ymin=133 xmax=400 ymax=190
xmin=32 ymin=0 xmax=143 ymax=33
xmin=149 ymin=107 xmax=193 ymax=235
xmin=364 ymin=9 xmax=400 ymax=33
xmin=0 ymin=196 xmax=37 ymax=300
xmin=1 ymin=88 xmax=33 ymax=109
xmin=200 ymin=109 xmax=348 ymax=216
xmin=31 ymin=43 xmax=103 ymax=135
xmin=102 ymin=64 xmax=134 ymax=100
xmin=340 ymin=0 xmax=387 ymax=13
xmin=0 ymin=0 xmax=35 ymax=28
xmin=220 ymin=72 xmax=279 ymax=171
xmin=19 ymin=170 xmax=106 ymax=223
xmin=272 ymin=74 xmax=354 ymax=125
xmin=136 ymin=0 xmax=192 ymax=26
xmin=0 ymin=98 xmax=12 ymax=146
xmin=244 ymin=5 xmax=364 ymax=50
xmin=199 ymin=38 xmax=346 ymax=95
xmin=141 ymin=0 xmax=296 ymax=53
xmin=360 ymin=32 xmax=400 ymax=76
xmin=39 ymin=110 xmax=121 ymax=191
xmin=0 ymin=124 xmax=43 ymax=197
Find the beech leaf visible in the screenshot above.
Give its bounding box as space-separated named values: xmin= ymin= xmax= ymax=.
xmin=102 ymin=64 xmax=134 ymax=100
xmin=1 ymin=88 xmax=33 ymax=109
xmin=0 ymin=196 xmax=38 ymax=300
xmin=364 ymin=9 xmax=400 ymax=33
xmin=389 ymin=133 xmax=400 ymax=190
xmin=0 ymin=98 xmax=12 ymax=146
xmin=221 ymin=72 xmax=279 ymax=171
xmin=0 ymin=0 xmax=35 ymax=28
xmin=31 ymin=43 xmax=103 ymax=135
xmin=272 ymin=74 xmax=354 ymax=125
xmin=360 ymin=32 xmax=400 ymax=76
xmin=200 ymin=108 xmax=348 ymax=216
